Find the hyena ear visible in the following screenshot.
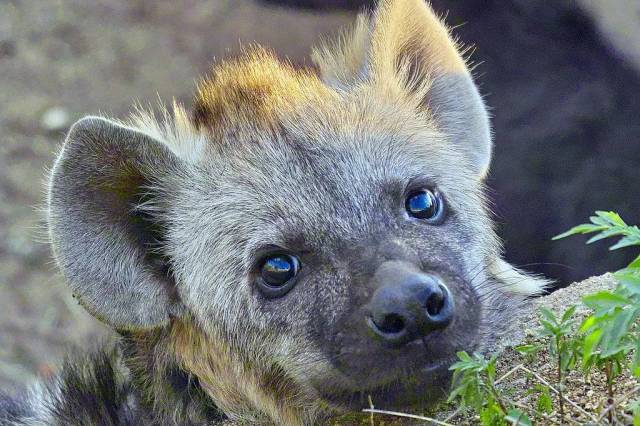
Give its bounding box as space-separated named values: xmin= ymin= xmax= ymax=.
xmin=313 ymin=0 xmax=492 ymax=178
xmin=48 ymin=116 xmax=185 ymax=330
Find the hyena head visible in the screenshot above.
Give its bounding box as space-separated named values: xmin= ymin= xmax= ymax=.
xmin=47 ymin=0 xmax=546 ymax=423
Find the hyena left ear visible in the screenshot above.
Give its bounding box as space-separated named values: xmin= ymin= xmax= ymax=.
xmin=313 ymin=0 xmax=492 ymax=178
xmin=48 ymin=116 xmax=185 ymax=330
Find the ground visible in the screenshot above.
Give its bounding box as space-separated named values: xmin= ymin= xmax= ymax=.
xmin=436 ymin=274 xmax=637 ymax=425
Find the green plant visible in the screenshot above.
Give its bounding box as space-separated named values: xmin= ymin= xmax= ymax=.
xmin=446 ymin=211 xmax=640 ymax=426
xmin=514 ymin=344 xmax=539 ymax=387
xmin=531 ymin=384 xmax=553 ymax=416
xmin=536 ymin=305 xmax=580 ymax=421
xmin=554 ymin=210 xmax=640 ymax=423
xmin=448 ymin=352 xmax=531 ymax=426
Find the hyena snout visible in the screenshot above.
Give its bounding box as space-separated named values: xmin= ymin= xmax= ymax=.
xmin=365 ymin=261 xmax=455 ymax=348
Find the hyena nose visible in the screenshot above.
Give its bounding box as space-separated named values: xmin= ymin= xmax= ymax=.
xmin=366 ymin=273 xmax=454 ymax=348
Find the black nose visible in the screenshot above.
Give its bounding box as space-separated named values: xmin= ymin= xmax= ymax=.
xmin=366 ymin=272 xmax=454 ymax=348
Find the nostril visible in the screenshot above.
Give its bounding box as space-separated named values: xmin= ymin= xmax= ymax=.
xmin=374 ymin=313 xmax=405 ymax=334
xmin=425 ymin=285 xmax=446 ymax=316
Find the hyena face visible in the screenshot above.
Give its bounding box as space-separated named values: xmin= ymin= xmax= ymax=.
xmin=47 ymin=0 xmax=546 ymax=423
xmin=173 ymin=96 xmax=489 ymax=411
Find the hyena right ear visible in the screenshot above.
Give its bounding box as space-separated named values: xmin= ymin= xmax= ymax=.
xmin=48 ymin=117 xmax=185 ymax=330
xmin=313 ymin=0 xmax=492 ymax=178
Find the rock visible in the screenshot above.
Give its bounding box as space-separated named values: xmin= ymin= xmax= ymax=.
xmin=40 ymin=106 xmax=70 ymax=132
xmin=533 ymin=273 xmax=617 ymax=317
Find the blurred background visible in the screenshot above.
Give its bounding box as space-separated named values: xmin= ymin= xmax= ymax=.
xmin=1 ymin=0 xmax=639 ymax=390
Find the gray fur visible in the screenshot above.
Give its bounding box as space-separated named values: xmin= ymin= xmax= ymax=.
xmin=427 ymin=73 xmax=493 ymax=178
xmin=47 ymin=117 xmax=186 ymax=330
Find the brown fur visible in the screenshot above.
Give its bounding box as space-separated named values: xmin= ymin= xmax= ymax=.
xmin=192 ymin=49 xmax=334 ymax=137
xmin=312 ymin=0 xmax=467 ymax=91
xmin=189 ymin=0 xmax=468 ymax=146
xmin=121 ymin=319 xmax=320 ymax=424
xmin=167 ymin=320 xmax=316 ymax=425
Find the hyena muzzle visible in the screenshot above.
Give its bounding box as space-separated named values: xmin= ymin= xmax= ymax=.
xmin=0 ymin=0 xmax=548 ymax=424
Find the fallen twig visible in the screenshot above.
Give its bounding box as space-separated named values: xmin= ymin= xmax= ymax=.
xmin=361 ymin=408 xmax=456 ymax=426
xmin=595 ymin=385 xmax=640 ymax=423
xmin=441 ymin=406 xmax=463 ymax=423
xmin=495 ymin=363 xmax=524 ymax=386
xmin=517 ymin=365 xmax=598 ymax=423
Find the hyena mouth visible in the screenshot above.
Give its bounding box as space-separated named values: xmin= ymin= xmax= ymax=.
xmin=319 ymin=321 xmax=480 ymax=410
xmin=319 ymin=352 xmax=461 ymax=410
xmin=317 ymin=269 xmax=481 ymax=408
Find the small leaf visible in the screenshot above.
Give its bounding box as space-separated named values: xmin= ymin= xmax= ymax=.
xmin=561 ymin=305 xmax=577 ymax=323
xmin=457 ymin=351 xmax=472 ymax=362
xmin=515 ymin=344 xmax=539 ymax=356
xmin=579 ymin=315 xmax=599 ymax=333
xmin=536 ymin=389 xmax=553 ymax=414
xmin=552 ymin=224 xmax=607 ymax=240
xmin=632 ymin=339 xmax=640 ymax=377
xmin=610 ymin=236 xmax=640 ymax=251
xmin=505 ymin=409 xmax=532 ymax=426
xmin=538 ymin=319 xmax=558 ymax=336
xmin=615 ymin=268 xmax=640 ymax=294
xmin=539 ymin=307 xmax=556 ymax=321
xmin=630 ymin=398 xmax=640 ymax=426
xmin=582 ymin=328 xmax=603 ymax=367
xmin=480 ymin=407 xmax=500 ymax=426
xmin=595 ymin=211 xmax=626 ymax=226
xmin=586 ymin=228 xmax=626 ymax=244
xmin=599 ymin=308 xmax=637 ymax=357
xmin=582 ymin=291 xmax=630 ymax=309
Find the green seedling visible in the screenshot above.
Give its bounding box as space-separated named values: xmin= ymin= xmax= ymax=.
xmin=448 ymin=352 xmax=532 ymax=426
xmin=445 ymin=211 xmax=640 ymax=425
xmin=536 ymin=305 xmax=579 ymax=422
xmin=555 ymin=210 xmax=640 ymax=423
xmin=514 ymin=344 xmax=540 ymax=387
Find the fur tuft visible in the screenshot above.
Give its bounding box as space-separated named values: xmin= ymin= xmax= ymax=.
xmin=123 ymin=101 xmax=206 ymax=164
xmin=191 ymin=48 xmax=333 ymax=136
xmin=491 ymin=258 xmax=552 ymax=296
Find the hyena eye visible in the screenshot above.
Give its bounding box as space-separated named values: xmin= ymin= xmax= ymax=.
xmin=257 ymin=254 xmax=301 ymax=298
xmin=405 ymin=189 xmax=445 ymax=223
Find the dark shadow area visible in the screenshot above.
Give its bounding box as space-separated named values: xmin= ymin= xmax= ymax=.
xmin=427 ymin=0 xmax=640 ymax=285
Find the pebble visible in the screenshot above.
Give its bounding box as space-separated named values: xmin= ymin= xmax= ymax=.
xmin=40 ymin=106 xmax=70 ymax=132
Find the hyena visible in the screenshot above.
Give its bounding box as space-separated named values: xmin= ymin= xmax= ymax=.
xmin=0 ymin=0 xmax=547 ymax=424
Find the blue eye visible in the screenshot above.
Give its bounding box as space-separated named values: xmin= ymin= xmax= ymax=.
xmin=258 ymin=254 xmax=300 ymax=297
xmin=405 ymin=189 xmax=445 ymax=223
